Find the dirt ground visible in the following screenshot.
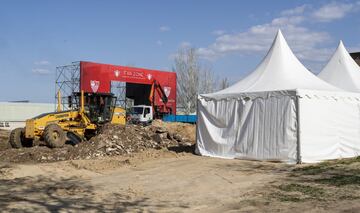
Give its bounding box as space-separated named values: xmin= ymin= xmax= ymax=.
xmin=2 ymin=152 xmax=360 ymax=212
xmin=1 ymin=124 xmax=360 ymax=212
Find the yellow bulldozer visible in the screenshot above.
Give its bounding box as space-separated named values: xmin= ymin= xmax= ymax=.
xmin=9 ymin=91 xmax=126 ymax=148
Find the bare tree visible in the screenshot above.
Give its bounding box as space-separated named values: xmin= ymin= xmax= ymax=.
xmin=219 ymin=77 xmax=230 ymax=90
xmin=199 ymin=67 xmax=215 ymax=94
xmin=172 ymin=47 xmax=215 ymax=114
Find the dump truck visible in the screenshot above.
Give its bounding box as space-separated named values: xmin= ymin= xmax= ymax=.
xmin=9 ymin=91 xmax=125 ymax=148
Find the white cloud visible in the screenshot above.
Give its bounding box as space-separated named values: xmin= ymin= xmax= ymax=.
xmin=34 ymin=60 xmax=50 ymax=65
xmin=156 ymin=40 xmax=163 ymax=46
xmin=170 ymin=2 xmax=359 ymax=72
xmin=180 ymin=41 xmax=191 ymax=48
xmin=198 ymin=21 xmax=330 ymax=62
xmin=312 ymin=2 xmax=357 ymax=22
xmin=281 ymin=4 xmax=308 ymax=16
xmin=159 ymin=26 xmax=170 ymax=32
xmin=271 ymin=16 xmax=304 ymax=25
xmin=212 ymin=30 xmax=226 ymax=36
xmin=32 ymin=68 xmax=51 ymax=75
xmin=196 ymin=4 xmax=336 ymax=64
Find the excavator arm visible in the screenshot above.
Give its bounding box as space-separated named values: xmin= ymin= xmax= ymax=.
xmin=148 ymin=80 xmax=171 ymax=117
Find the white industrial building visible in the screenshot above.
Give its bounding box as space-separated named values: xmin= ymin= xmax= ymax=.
xmin=0 ymin=102 xmax=54 ymax=130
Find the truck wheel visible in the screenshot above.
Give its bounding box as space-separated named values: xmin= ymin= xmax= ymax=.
xmin=43 ymin=124 xmax=66 ymax=148
xmin=9 ymin=128 xmax=24 ymax=148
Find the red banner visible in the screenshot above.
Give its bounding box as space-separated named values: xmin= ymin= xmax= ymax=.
xmin=80 ymin=61 xmax=176 ymax=114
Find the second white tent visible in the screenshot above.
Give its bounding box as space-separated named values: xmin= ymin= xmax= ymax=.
xmin=318 ymin=41 xmax=360 ymax=92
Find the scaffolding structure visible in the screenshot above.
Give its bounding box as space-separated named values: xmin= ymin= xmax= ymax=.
xmin=110 ymin=81 xmax=127 ymax=108
xmin=55 ymin=62 xmax=80 ymax=111
xmin=55 ymin=62 xmax=129 ymax=111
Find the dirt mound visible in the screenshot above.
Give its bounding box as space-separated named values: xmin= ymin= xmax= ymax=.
xmin=152 ymin=120 xmax=196 ymax=143
xmin=89 ymin=123 xmax=192 ymax=154
xmin=0 ymin=129 xmax=10 ymax=151
xmin=0 ymin=123 xmax=195 ymax=163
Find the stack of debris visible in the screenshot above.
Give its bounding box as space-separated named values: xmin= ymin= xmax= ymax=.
xmin=0 ymin=123 xmax=194 ymax=163
xmin=87 ymin=123 xmax=192 ymax=157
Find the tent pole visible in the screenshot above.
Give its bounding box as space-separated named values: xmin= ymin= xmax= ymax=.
xmin=296 ymin=94 xmax=302 ymax=164
xmin=194 ymin=98 xmax=200 ymax=155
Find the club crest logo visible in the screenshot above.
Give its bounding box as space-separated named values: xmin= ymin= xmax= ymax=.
xmin=90 ymin=80 xmax=100 ymax=92
xmin=147 ymin=74 xmax=152 ymax=80
xmin=114 ymin=70 xmax=120 ymax=77
xmin=164 ymin=87 xmax=171 ymax=97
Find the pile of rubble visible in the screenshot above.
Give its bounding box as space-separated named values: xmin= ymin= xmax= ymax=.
xmin=0 ymin=123 xmax=194 ymax=163
xmin=86 ymin=123 xmax=192 ymax=157
xmin=0 ymin=129 xmax=10 ymax=151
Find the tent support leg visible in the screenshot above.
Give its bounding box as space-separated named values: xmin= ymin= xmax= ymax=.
xmin=296 ymin=95 xmax=302 ymax=164
xmin=194 ymin=99 xmax=200 ymax=155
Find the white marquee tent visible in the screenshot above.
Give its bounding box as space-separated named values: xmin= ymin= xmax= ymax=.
xmin=196 ymin=30 xmax=360 ymax=163
xmin=318 ymin=41 xmax=360 ymax=92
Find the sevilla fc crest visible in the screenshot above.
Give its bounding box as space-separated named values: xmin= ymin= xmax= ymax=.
xmin=164 ymin=86 xmax=171 ymax=97
xmin=114 ymin=70 xmax=120 ymax=77
xmin=90 ymin=80 xmax=100 ymax=92
xmin=147 ymin=74 xmax=152 ymax=80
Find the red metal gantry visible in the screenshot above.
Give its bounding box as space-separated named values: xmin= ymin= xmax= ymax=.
xmin=56 ymin=61 xmax=176 ymax=115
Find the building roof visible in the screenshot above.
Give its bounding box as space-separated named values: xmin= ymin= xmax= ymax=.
xmin=350 ymin=52 xmax=360 ymax=60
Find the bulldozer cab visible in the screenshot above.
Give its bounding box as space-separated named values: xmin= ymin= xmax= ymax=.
xmin=72 ymin=92 xmax=117 ymax=124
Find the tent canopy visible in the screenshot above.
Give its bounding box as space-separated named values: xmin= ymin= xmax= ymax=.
xmin=318 ymin=41 xmax=360 ymax=92
xmin=204 ymin=30 xmax=340 ymax=99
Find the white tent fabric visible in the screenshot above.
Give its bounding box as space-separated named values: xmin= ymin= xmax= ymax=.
xmin=196 ymin=30 xmax=360 ymax=163
xmin=211 ymin=31 xmax=340 ymax=94
xmin=318 ymin=41 xmax=360 ymax=92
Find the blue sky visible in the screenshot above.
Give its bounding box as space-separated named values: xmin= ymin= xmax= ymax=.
xmin=0 ymin=0 xmax=360 ymax=102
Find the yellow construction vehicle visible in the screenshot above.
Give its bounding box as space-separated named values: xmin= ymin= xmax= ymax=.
xmin=9 ymin=91 xmax=126 ymax=148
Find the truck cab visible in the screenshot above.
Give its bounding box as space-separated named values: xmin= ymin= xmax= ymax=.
xmin=128 ymin=105 xmax=153 ymax=124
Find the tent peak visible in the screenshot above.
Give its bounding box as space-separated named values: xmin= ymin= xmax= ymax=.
xmin=274 ymin=29 xmax=285 ymax=44
xmin=209 ymin=30 xmax=341 ymax=94
xmin=337 ymin=40 xmax=346 ymax=52
xmin=333 ymin=40 xmax=352 ymax=61
xmin=318 ymin=39 xmax=360 ymax=92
